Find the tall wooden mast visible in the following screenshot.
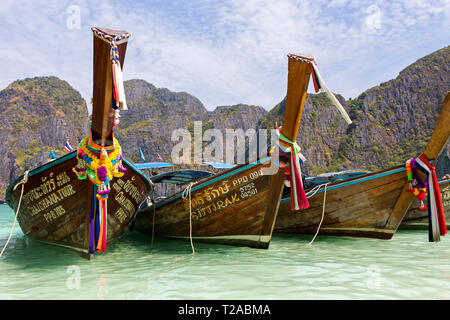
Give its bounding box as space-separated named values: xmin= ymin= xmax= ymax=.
xmin=260 ymin=54 xmax=313 ymax=244
xmin=84 ymin=27 xmax=130 ymax=258
xmin=91 ymin=27 xmax=129 ymax=147
xmin=279 ymin=55 xmax=314 ymax=141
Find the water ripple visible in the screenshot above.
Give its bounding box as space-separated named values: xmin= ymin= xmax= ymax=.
xmin=0 ymin=206 xmax=449 ymax=299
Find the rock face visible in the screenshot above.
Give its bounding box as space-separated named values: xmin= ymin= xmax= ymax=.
xmin=115 ymin=79 xmax=208 ymax=164
xmin=260 ymin=46 xmax=450 ymax=177
xmin=0 ymin=76 xmax=88 ymax=198
xmin=258 ymin=93 xmax=350 ymax=175
xmin=335 ymin=46 xmax=450 ymax=175
xmin=0 ymin=46 xmax=448 ymax=200
xmin=115 ymin=79 xmax=268 ymax=164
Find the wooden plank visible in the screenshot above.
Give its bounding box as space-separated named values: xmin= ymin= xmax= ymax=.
xmin=280 ymin=57 xmax=312 ymax=141
xmin=275 ymin=168 xmax=406 ymax=238
xmin=91 ymin=29 xmax=128 ymax=147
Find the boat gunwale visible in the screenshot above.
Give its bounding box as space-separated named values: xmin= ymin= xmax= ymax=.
xmin=137 ymin=156 xmax=272 ymax=213
xmin=280 ymin=158 xmax=439 ymax=204
xmin=5 ymin=151 xmax=152 ymax=206
xmin=280 ymin=165 xmax=405 ymax=203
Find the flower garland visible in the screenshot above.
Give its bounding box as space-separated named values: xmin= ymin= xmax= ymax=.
xmin=405 ymin=158 xmax=427 ymax=210
xmin=72 ymin=135 xmax=127 ymax=254
xmin=72 ymin=136 xmax=127 ymax=200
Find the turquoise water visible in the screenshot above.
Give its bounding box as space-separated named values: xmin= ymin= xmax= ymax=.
xmin=0 ymin=205 xmax=449 ymax=300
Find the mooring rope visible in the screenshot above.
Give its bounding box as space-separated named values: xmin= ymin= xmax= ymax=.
xmin=305 ymin=183 xmax=325 ymax=199
xmin=150 ymin=198 xmax=156 ymax=254
xmin=0 ymin=171 xmax=29 ymax=257
xmin=302 ymin=182 xmax=328 ymax=247
xmin=182 ymin=182 xmax=196 ymax=254
xmin=146 ymin=179 xmax=157 ymax=254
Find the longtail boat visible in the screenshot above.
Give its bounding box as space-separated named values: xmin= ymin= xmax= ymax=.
xmin=5 ymin=27 xmax=152 ymax=258
xmin=275 ymin=92 xmax=450 ymax=240
xmin=133 ymin=54 xmax=350 ymax=249
xmin=400 ymin=177 xmax=450 ymax=229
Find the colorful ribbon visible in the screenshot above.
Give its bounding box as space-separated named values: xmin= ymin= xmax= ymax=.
xmin=91 ymin=27 xmax=131 ymax=111
xmin=414 ymin=154 xmax=447 ymax=242
xmin=287 ymin=54 xmax=352 ymax=125
xmin=278 ymin=132 xmax=309 ymax=211
xmin=89 ymin=185 xmax=108 ymax=254
xmin=405 ymin=158 xmax=428 ymax=210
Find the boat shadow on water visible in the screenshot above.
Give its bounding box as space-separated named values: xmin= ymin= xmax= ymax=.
xmin=121 ymin=230 xmax=244 ymax=256
xmin=0 ymin=235 xmax=87 ymax=268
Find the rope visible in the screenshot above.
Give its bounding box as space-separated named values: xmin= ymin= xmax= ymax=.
xmin=305 ymin=183 xmax=325 ymax=199
xmin=147 ymin=179 xmax=157 ymax=254
xmin=150 ymin=198 xmax=156 ymax=254
xmin=91 ymin=27 xmax=131 ymax=64
xmin=0 ymin=171 xmax=29 ymax=257
xmin=182 ymin=182 xmax=196 ymax=254
xmin=287 ymin=54 xmax=317 ymax=65
xmin=302 ymin=182 xmax=328 ymax=247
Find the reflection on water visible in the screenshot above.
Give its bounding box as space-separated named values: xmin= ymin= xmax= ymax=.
xmin=0 ymin=205 xmax=449 ymax=300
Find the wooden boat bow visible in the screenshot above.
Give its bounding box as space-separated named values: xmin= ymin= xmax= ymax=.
xmin=386 ymin=91 xmax=450 ymax=230
xmin=4 ymin=27 xmax=152 ymax=259
xmin=280 ymin=54 xmax=314 ymax=140
xmin=91 ymin=27 xmax=130 ymax=147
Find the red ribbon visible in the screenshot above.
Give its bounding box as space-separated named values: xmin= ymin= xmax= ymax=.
xmin=418 ymin=154 xmax=447 ymax=236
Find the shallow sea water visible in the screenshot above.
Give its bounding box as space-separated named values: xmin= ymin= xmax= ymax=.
xmin=0 ymin=205 xmax=449 ymax=300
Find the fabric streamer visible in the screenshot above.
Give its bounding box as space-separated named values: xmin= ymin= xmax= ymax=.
xmin=414 ymin=154 xmax=447 ymax=242
xmin=88 ymin=185 xmax=108 ymax=254
xmin=89 ymin=185 xmax=96 ymax=254
xmin=405 ymin=158 xmax=428 ymax=210
xmin=269 ymin=54 xmax=353 ymax=211
xmin=96 ymin=199 xmax=107 ymax=252
xmin=310 ymin=63 xmax=352 ymax=125
xmin=277 ymin=130 xmax=309 ymax=211
xmin=287 ymin=54 xmax=352 ymax=125
xmin=91 ymin=27 xmax=130 ymax=111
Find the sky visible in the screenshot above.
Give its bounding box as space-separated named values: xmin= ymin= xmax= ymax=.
xmin=0 ymin=0 xmax=449 ymax=113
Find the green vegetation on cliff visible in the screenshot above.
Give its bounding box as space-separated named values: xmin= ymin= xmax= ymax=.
xmin=0 ymin=76 xmax=88 ymax=198
xmin=0 ymin=46 xmax=448 ymax=200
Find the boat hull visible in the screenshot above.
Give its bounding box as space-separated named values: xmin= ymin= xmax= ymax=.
xmin=274 ymin=166 xmax=408 ymax=239
xmin=5 ymin=151 xmax=151 ymax=256
xmin=400 ymin=179 xmax=450 ymax=230
xmin=134 ymin=157 xmax=284 ymax=249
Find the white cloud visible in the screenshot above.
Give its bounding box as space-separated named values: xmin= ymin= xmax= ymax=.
xmin=0 ymin=0 xmax=448 ymax=112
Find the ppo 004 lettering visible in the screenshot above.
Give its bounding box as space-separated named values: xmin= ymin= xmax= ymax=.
xmin=240 ymin=182 xmax=257 ymax=199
